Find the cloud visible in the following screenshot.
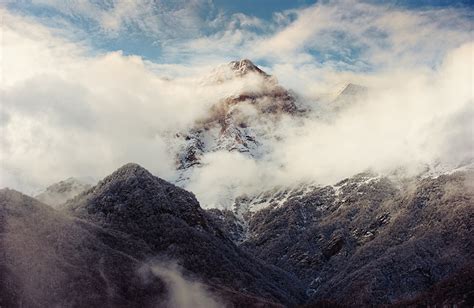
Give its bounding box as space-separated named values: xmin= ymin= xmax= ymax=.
xmin=186 ymin=42 xmax=474 ymax=208
xmin=1 ymin=2 xmax=472 ymax=210
xmin=15 ymin=0 xmax=219 ymax=42
xmin=0 ymin=9 xmax=226 ymax=192
xmin=146 ymin=261 xmax=225 ymax=308
xmin=254 ymin=0 xmax=471 ymax=67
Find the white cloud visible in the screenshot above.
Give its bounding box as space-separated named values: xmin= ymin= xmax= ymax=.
xmin=27 ymin=0 xmax=215 ymax=38
xmin=186 ymin=42 xmax=474 ymax=208
xmin=0 ymin=9 xmax=234 ymax=192
xmin=147 ymin=262 xmax=224 ymax=308
xmin=1 ymin=2 xmax=472 ymax=209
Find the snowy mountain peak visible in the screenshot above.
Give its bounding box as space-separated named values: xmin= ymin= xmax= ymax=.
xmin=174 ymin=60 xmax=301 ymax=184
xmin=202 ymin=59 xmax=273 ymax=85
xmin=229 ymin=59 xmax=270 ymax=78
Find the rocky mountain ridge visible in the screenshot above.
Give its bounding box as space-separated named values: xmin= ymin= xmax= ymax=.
xmin=174 ymin=59 xmax=301 ymax=184
xmin=1 ymin=163 xmax=306 ymax=307
xmin=2 ymin=163 xmax=473 ymax=307
xmin=207 ymin=170 xmax=474 ymax=306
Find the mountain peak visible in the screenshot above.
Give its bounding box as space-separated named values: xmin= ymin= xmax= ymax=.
xmin=229 ymin=59 xmax=270 ymax=77
xmin=114 ymin=162 xmax=150 ymax=175
xmin=104 ymin=162 xmax=154 ymax=183
xmin=67 ymin=162 xmax=204 ymax=224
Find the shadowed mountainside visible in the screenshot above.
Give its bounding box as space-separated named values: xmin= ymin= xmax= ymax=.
xmin=1 ymin=163 xmax=306 ymax=307
xmin=208 ymin=171 xmax=474 ymax=307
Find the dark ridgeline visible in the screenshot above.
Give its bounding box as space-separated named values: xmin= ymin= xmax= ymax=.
xmin=66 ymin=163 xmax=306 ymax=306
xmin=0 ymin=163 xmax=305 ymax=308
xmin=0 ymin=187 xmax=164 ymax=308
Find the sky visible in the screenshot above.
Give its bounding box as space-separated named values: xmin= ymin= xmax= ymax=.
xmin=1 ymin=0 xmax=473 ymax=205
xmin=5 ymin=0 xmax=473 ymax=66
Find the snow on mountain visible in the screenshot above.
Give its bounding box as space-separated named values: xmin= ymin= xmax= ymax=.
xmin=207 ymin=169 xmax=474 ymax=306
xmin=419 ymin=159 xmax=474 ymax=179
xmin=173 ymin=59 xmax=301 ymax=185
xmin=171 ymin=60 xmax=466 ymax=211
xmin=200 ymin=59 xmax=272 ymax=84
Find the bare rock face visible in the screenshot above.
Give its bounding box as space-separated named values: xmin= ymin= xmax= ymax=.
xmin=35 ymin=177 xmax=92 ymax=208
xmin=229 ymin=59 xmax=271 ymax=78
xmin=208 ymin=171 xmax=474 ymax=307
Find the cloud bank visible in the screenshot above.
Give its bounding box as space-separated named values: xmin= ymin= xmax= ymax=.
xmin=1 ymin=2 xmax=472 ymax=209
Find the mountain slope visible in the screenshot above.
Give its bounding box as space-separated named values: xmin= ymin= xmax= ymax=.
xmin=1 ymin=164 xmax=308 ymax=307
xmin=0 ymin=188 xmax=163 ymax=307
xmin=66 ymin=163 xmax=306 ymax=306
xmin=208 ymin=171 xmax=474 ymax=306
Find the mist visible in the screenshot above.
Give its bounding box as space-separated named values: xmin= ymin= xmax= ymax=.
xmin=0 ymin=3 xmax=472 ymax=209
xmin=187 ymin=43 xmax=473 ymax=208
xmin=147 ymin=262 xmax=225 ymax=308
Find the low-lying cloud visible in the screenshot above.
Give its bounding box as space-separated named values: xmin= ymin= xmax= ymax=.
xmin=0 ymin=3 xmax=472 ymax=210
xmin=147 ymin=262 xmax=225 ymax=308
xmin=187 ymin=43 xmax=473 ymax=207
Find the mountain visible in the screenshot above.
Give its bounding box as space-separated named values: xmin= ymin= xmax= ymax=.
xmin=0 ymin=188 xmax=164 ymax=307
xmin=1 ymin=164 xmax=307 ymax=307
xmin=174 ymin=59 xmax=301 ymax=184
xmin=336 ymin=83 xmax=367 ymax=98
xmin=4 ymin=165 xmax=472 ymax=307
xmin=66 ymin=163 xmax=306 ymax=305
xmin=170 ymin=61 xmax=473 ymax=306
xmin=3 ymin=59 xmax=473 ymax=307
xmin=207 ymin=170 xmax=474 ymax=306
xmin=35 ymin=177 xmax=92 ymax=208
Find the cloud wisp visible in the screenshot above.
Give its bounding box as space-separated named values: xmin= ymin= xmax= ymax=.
xmin=146 ymin=261 xmax=225 ymax=308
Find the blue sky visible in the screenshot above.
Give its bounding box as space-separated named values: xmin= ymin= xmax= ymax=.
xmin=6 ymin=0 xmax=473 ymax=70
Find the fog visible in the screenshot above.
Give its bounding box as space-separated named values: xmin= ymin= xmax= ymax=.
xmin=0 ymin=3 xmax=472 ymax=209
xmin=148 ymin=262 xmax=224 ymax=308
xmin=187 ymin=43 xmax=473 ymax=207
